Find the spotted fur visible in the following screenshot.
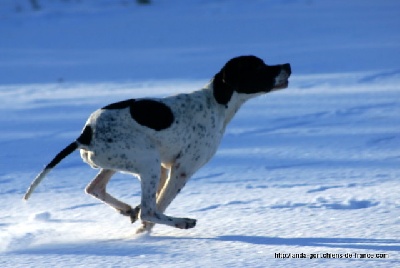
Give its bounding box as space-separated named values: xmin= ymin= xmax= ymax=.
xmin=24 ymin=55 xmax=291 ymax=233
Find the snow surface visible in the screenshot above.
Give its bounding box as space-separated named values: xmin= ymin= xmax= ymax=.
xmin=1 ymin=0 xmax=400 ymax=267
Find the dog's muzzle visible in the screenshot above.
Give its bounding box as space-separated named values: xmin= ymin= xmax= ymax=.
xmin=273 ymin=63 xmax=291 ymax=90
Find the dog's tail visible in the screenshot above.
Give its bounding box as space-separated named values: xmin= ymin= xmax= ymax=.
xmin=23 ymin=141 xmax=78 ymax=200
xmin=23 ymin=125 xmax=92 ymax=200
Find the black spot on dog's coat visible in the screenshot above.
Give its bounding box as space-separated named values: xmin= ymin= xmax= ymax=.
xmin=103 ymin=99 xmax=174 ymax=131
xmin=77 ymin=125 xmax=93 ymax=146
xmin=130 ymin=100 xmax=174 ymax=131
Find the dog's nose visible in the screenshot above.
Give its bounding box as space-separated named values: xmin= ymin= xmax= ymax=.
xmin=282 ymin=63 xmax=291 ymax=76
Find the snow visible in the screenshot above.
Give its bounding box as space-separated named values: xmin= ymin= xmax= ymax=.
xmin=1 ymin=0 xmax=400 ymax=267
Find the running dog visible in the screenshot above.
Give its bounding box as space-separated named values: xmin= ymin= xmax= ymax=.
xmin=24 ymin=55 xmax=291 ymax=233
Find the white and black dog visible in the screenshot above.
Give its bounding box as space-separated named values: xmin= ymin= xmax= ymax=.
xmin=24 ymin=55 xmax=291 ymax=233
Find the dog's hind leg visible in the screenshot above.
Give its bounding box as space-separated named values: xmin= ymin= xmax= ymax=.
xmin=86 ymin=169 xmax=137 ymax=220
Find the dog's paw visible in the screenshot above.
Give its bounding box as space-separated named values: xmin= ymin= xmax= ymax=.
xmin=135 ymin=222 xmax=153 ymax=234
xmin=120 ymin=205 xmax=141 ymax=223
xmin=129 ymin=206 xmax=141 ymax=223
xmin=175 ymin=218 xmax=197 ymax=229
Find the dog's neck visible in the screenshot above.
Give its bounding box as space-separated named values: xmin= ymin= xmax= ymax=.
xmin=204 ymin=77 xmax=252 ymax=127
xmin=222 ymin=91 xmax=250 ymax=126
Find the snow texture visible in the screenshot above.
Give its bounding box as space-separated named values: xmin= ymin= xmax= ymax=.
xmin=1 ymin=0 xmax=399 ymax=267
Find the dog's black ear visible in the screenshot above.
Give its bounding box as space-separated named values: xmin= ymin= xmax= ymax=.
xmin=213 ymin=71 xmax=234 ymax=106
xmin=221 ymin=59 xmax=243 ymax=89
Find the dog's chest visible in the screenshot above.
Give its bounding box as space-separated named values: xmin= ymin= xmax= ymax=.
xmin=154 ymin=92 xmax=225 ymax=165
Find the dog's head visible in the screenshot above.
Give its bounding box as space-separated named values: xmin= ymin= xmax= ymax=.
xmin=213 ymin=55 xmax=291 ymax=105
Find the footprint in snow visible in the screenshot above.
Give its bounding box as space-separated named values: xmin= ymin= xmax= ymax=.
xmin=191 ymin=199 xmax=261 ymax=212
xmin=30 ymin=211 xmax=52 ymax=222
xmin=5 ymin=232 xmax=36 ymax=252
xmin=270 ymin=198 xmax=379 ymax=210
xmin=317 ymin=197 xmax=380 ymax=210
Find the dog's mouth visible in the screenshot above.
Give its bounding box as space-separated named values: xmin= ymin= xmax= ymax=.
xmin=273 ymin=81 xmax=289 ymax=90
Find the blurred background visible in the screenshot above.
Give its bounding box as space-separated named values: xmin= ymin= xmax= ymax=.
xmin=1 ymin=0 xmax=399 ymax=84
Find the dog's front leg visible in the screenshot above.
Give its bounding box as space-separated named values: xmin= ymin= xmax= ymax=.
xmin=129 ymin=166 xmax=169 ymax=224
xmin=136 ymin=165 xmax=192 ymax=233
xmin=136 ymin=166 xmax=170 ymax=226
xmin=158 ymin=166 xmax=170 ymax=197
xmin=138 ymin=164 xmax=196 ymax=231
